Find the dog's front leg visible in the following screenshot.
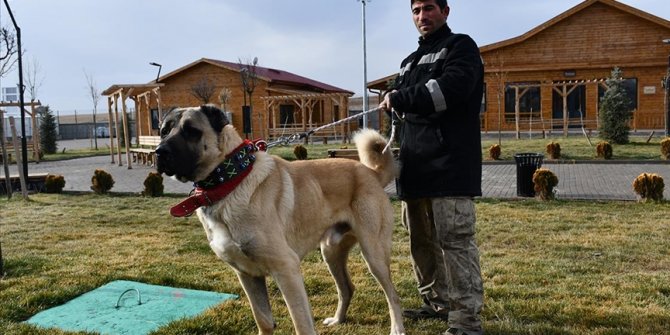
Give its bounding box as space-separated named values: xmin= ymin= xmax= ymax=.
xmin=271 ymin=261 xmax=317 ymax=335
xmin=236 ymin=271 xmax=275 ymax=335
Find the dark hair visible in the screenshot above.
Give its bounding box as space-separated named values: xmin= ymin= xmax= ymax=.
xmin=411 ymin=0 xmax=448 ymax=9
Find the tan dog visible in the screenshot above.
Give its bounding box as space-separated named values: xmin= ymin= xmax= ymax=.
xmin=155 ymin=105 xmax=405 ymax=335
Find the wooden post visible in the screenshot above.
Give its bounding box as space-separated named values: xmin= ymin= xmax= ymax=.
xmin=107 ymin=97 xmax=115 ymax=164
xmin=144 ymin=94 xmax=152 ymax=136
xmin=1 ymin=110 xmax=12 ymax=198
xmin=563 ymin=85 xmax=569 ymax=137
xmin=113 ymin=94 xmax=122 ymax=166
xmin=29 ymin=103 xmax=40 ymax=163
xmin=121 ymin=91 xmax=132 ymax=169
xmin=9 ymin=117 xmax=28 ymax=199
xmin=134 ymin=97 xmax=141 ymax=146
xmin=513 ymin=87 xmax=530 ymax=139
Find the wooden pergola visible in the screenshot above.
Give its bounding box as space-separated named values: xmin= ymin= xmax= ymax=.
xmin=101 ymin=84 xmax=164 ymax=168
xmin=261 ymin=91 xmax=352 ymax=142
xmin=507 ymin=78 xmax=609 ymax=138
xmin=0 ymin=100 xmax=42 ymax=162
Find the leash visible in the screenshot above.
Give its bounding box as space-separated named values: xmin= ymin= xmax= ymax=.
xmin=266 ymin=107 xmax=383 ymax=149
xmin=382 ymin=109 xmax=402 ymax=154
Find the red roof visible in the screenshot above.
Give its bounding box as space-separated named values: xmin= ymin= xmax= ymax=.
xmin=156 ymin=58 xmax=353 ymax=95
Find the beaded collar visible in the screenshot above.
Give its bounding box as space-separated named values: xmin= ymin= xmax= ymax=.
xmin=194 ymin=141 xmax=256 ymax=189
xmin=169 ymin=140 xmax=256 ymax=217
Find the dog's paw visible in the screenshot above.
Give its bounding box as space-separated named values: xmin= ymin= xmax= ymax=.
xmin=322 ymin=317 xmax=344 ymax=326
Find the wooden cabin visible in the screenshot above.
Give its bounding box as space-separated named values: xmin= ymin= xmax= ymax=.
xmin=102 ymin=59 xmax=353 ymax=167
xmin=369 ymin=0 xmax=670 ymax=135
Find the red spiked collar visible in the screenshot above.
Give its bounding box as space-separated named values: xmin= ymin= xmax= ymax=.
xmin=170 ymin=140 xmax=258 ymax=217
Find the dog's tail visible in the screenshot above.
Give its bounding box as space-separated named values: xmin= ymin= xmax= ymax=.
xmin=353 ymin=129 xmax=398 ymax=187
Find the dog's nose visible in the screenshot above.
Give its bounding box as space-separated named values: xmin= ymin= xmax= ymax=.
xmin=155 ymin=144 xmax=171 ymax=161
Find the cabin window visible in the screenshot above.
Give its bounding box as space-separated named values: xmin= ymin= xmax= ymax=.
xmin=552 ymin=84 xmax=587 ymax=120
xmin=150 ymin=108 xmax=160 ymax=130
xmin=598 ymin=78 xmax=638 ymax=111
xmin=279 ymin=104 xmax=295 ymax=125
xmin=504 ymin=82 xmax=541 ymax=121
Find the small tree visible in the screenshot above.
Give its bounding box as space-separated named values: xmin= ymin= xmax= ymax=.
xmin=239 ymin=57 xmax=259 ymax=136
xmin=25 ymin=57 xmax=44 ymax=102
xmin=218 ymin=87 xmax=232 ymax=112
xmin=190 ymin=76 xmax=216 ymax=104
xmin=84 ymin=70 xmax=100 ymax=149
xmin=599 ymin=67 xmax=633 ymax=144
xmin=38 ymin=106 xmax=58 ymax=154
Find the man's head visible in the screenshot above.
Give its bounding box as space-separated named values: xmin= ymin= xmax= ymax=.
xmin=411 ymin=0 xmax=449 ymax=38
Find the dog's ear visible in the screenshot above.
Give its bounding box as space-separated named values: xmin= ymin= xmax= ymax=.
xmin=200 ymin=104 xmax=230 ymax=134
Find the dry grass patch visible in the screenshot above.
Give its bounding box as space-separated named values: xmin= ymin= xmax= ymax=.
xmin=1 ymin=195 xmax=669 ymax=334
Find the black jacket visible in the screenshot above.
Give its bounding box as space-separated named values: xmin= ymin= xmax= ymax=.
xmin=390 ymin=24 xmax=483 ymax=199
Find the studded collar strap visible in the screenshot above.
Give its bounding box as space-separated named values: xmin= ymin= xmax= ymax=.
xmin=170 ymin=140 xmax=256 ymax=217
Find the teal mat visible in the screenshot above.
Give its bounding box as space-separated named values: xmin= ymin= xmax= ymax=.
xmin=26 ymin=280 xmax=238 ymax=335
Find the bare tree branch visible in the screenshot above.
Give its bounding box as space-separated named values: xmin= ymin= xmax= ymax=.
xmin=25 ymin=57 xmax=45 ymax=102
xmin=218 ymin=87 xmax=232 ymax=112
xmin=0 ymin=27 xmax=18 ymax=78
xmin=84 ymin=69 xmax=101 ymax=149
xmin=238 ymin=57 xmax=259 ymax=99
xmin=190 ymin=76 xmax=216 ymax=104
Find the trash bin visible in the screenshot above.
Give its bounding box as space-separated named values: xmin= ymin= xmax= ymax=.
xmin=514 ymin=153 xmax=544 ymax=197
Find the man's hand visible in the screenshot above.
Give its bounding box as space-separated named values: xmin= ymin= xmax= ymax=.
xmin=379 ymin=90 xmax=397 ymax=112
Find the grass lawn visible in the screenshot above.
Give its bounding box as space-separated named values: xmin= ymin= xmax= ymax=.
xmin=1 ymin=194 xmax=669 ymax=334
xmin=241 ymin=134 xmax=669 ymax=162
xmin=11 ymin=133 xmax=666 ymax=164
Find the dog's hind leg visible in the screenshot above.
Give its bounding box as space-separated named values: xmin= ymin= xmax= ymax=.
xmin=354 ymin=207 xmax=406 ymax=335
xmin=320 ymin=229 xmax=358 ymax=326
xmin=236 ymin=271 xmax=276 ymax=335
xmin=357 ymin=238 xmax=406 ymax=335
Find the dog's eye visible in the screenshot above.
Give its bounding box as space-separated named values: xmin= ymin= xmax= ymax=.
xmin=182 ymin=123 xmax=202 ymax=140
xmin=160 ymin=122 xmax=173 ymax=138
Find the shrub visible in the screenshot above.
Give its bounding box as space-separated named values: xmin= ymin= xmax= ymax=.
xmin=91 ymin=169 xmax=114 ymax=194
xmin=632 ymin=173 xmax=665 ymax=202
xmin=546 ymin=141 xmax=561 ymax=159
xmin=661 ymin=137 xmax=670 ymax=160
xmin=44 ymin=174 xmax=65 ymax=193
xmin=532 ymin=168 xmax=558 ymax=201
xmin=596 ymin=141 xmax=613 ymax=159
xmin=293 ymin=145 xmax=308 ymax=160
xmin=598 ymin=67 xmax=633 ymax=144
xmin=488 ymin=144 xmax=501 ymax=160
xmin=142 ymin=172 xmax=164 ymax=197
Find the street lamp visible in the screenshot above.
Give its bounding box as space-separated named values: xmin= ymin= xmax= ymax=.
xmin=149 ymin=62 xmax=162 ymax=82
xmin=3 ymin=0 xmax=27 ymax=181
xmin=358 ymin=0 xmax=370 ymax=129
xmin=663 ymin=39 xmax=670 ymax=136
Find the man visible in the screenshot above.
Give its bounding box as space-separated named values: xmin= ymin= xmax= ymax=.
xmin=378 ymin=0 xmax=484 ymax=334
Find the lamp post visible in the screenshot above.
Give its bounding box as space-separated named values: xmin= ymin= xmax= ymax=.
xmin=3 ymin=0 xmax=27 ymax=180
xmin=663 ymin=39 xmax=670 ymax=137
xmin=149 ymin=62 xmax=162 ymax=82
xmin=358 ymin=0 xmax=370 ymax=129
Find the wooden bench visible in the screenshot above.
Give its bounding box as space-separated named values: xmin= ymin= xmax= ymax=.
xmin=1 ymin=142 xmax=36 ymax=163
xmin=0 ymin=172 xmax=49 ymax=194
xmin=129 ymin=136 xmax=161 ymax=166
xmin=327 ymin=148 xmax=399 ymax=160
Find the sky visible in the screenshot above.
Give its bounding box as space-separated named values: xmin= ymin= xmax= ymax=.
xmin=2 ymin=0 xmax=669 ymax=114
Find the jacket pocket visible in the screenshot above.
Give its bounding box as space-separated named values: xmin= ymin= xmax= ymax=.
xmin=400 ymin=122 xmax=447 ymax=160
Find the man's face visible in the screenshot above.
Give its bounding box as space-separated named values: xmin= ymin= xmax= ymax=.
xmin=412 ymin=0 xmax=449 ymax=37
